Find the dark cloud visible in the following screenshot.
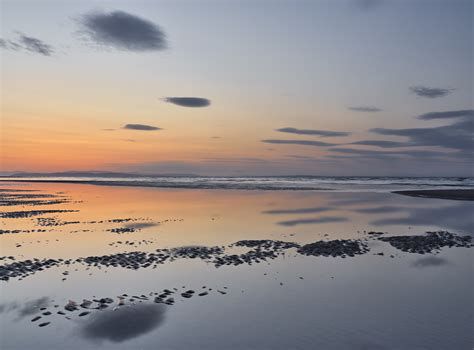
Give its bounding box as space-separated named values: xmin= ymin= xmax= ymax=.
xmin=164 ymin=97 xmax=211 ymax=108
xmin=410 ymin=86 xmax=455 ymax=98
xmin=329 ymin=148 xmax=448 ymax=158
xmin=19 ymin=35 xmax=54 ymax=55
xmin=417 ymin=110 xmax=474 ymax=120
xmin=276 ymin=127 xmax=350 ymax=137
xmin=284 ymin=155 xmax=320 ymax=161
xmin=81 ymin=304 xmax=166 ymax=343
xmin=0 ymin=38 xmax=16 ymax=50
xmin=349 ymin=140 xmax=409 ymax=148
xmin=202 ymin=156 xmax=270 ymax=163
xmin=278 ymin=216 xmax=348 ymax=226
xmin=371 ymin=111 xmax=473 ymax=151
xmin=261 ymin=139 xmax=335 ymax=147
xmin=79 ymin=10 xmax=167 ymax=51
xmin=263 ymin=206 xmax=333 ymax=215
xmin=123 ymin=124 xmax=161 ymax=131
xmin=348 ymin=106 xmax=382 ymax=112
xmin=0 ymin=34 xmax=54 ymax=56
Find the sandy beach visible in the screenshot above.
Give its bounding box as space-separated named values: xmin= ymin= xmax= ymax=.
xmin=0 ymin=181 xmax=472 ymax=349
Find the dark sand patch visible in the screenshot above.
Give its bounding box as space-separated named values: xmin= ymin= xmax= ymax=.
xmin=379 ymin=231 xmax=472 ymax=254
xmin=393 ymin=189 xmax=474 ymax=201
xmin=0 ymin=190 xmax=72 ymax=207
xmin=0 ymin=210 xmax=78 ymax=219
xmin=1 ymin=233 xmax=472 ymax=281
xmin=298 ymin=239 xmax=369 ymax=257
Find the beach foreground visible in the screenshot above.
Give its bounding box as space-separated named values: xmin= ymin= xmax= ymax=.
xmin=0 ymin=182 xmax=473 ymax=350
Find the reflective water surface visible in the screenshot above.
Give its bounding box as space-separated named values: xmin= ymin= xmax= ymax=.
xmin=0 ymin=182 xmax=472 ymax=349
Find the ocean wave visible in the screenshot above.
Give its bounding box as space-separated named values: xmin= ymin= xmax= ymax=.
xmin=1 ymin=176 xmax=473 ymax=191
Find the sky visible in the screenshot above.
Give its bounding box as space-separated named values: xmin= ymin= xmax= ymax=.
xmin=0 ymin=0 xmax=472 ymax=176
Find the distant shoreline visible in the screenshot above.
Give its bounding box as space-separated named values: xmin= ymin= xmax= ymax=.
xmin=394 ymin=189 xmax=474 ymax=201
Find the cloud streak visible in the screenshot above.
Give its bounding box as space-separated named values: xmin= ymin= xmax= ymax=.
xmin=123 ymin=124 xmax=161 ymax=131
xmin=370 ymin=112 xmax=472 ymax=151
xmin=261 ymin=139 xmax=335 ymax=147
xmin=348 ymin=106 xmax=382 ymax=112
xmin=78 ymin=10 xmax=167 ymax=51
xmin=349 ymin=140 xmax=410 ymax=148
xmin=276 ymin=127 xmax=350 ymax=137
xmin=410 ymin=86 xmax=455 ymax=98
xmin=1 ymin=34 xmax=54 ymax=56
xmin=164 ymin=97 xmax=211 ymax=108
xmin=417 ymin=110 xmax=473 ymax=120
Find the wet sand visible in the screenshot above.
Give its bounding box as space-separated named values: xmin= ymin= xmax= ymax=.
xmin=0 ymin=182 xmax=473 ymax=349
xmin=394 ymin=189 xmax=474 ymax=201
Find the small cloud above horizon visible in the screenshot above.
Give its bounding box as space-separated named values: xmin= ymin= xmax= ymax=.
xmin=370 ymin=109 xmax=472 ymax=151
xmin=417 ymin=109 xmax=473 ymax=120
xmin=276 ymin=127 xmax=350 ymax=137
xmin=261 ymin=139 xmax=335 ymax=147
xmin=78 ymin=10 xmax=167 ymax=52
xmin=123 ymin=124 xmax=161 ymax=131
xmin=349 ymin=140 xmax=409 ymax=148
xmin=410 ymin=86 xmax=455 ymax=98
xmin=348 ymin=106 xmax=382 ymax=112
xmin=164 ymin=97 xmax=211 ymax=108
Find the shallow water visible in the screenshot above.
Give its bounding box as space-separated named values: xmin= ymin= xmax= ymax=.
xmin=0 ymin=182 xmax=473 ymax=349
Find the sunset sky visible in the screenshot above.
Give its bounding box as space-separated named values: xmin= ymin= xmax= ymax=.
xmin=1 ymin=0 xmax=472 ymax=176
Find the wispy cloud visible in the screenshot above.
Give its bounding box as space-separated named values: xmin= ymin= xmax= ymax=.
xmin=348 ymin=106 xmax=382 ymax=112
xmin=123 ymin=124 xmax=161 ymax=131
xmin=371 ymin=109 xmax=472 ymax=151
xmin=417 ymin=110 xmax=473 ymax=120
xmin=164 ymin=97 xmax=211 ymax=108
xmin=261 ymin=139 xmax=335 ymax=147
xmin=329 ymin=147 xmax=452 ymax=158
xmin=276 ymin=127 xmax=350 ymax=137
xmin=349 ymin=140 xmax=409 ymax=148
xmin=78 ymin=10 xmax=167 ymax=51
xmin=410 ymin=86 xmax=455 ymax=98
xmin=1 ymin=34 xmax=54 ymax=56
